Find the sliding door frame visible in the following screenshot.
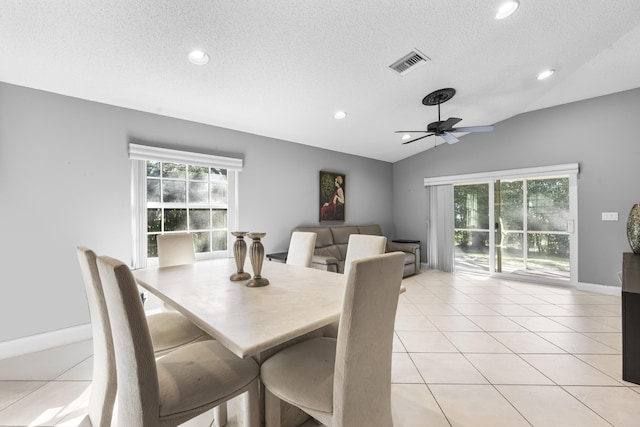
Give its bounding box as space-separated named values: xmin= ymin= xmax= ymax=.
xmin=425 ymin=163 xmax=579 ymax=286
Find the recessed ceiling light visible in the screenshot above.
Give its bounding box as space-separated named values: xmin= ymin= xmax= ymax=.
xmin=495 ymin=1 xmax=519 ymax=19
xmin=334 ymin=111 xmax=347 ymax=120
xmin=401 ymin=134 xmax=412 ymax=141
xmin=188 ymin=50 xmax=210 ymax=65
xmin=537 ymin=68 xmax=555 ymax=80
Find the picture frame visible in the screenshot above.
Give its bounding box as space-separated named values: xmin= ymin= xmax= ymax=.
xmin=319 ymin=171 xmax=346 ymax=222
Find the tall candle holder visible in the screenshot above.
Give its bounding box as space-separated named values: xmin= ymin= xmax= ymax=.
xmin=246 ymin=232 xmax=269 ymax=287
xmin=230 ymin=231 xmax=251 ymax=281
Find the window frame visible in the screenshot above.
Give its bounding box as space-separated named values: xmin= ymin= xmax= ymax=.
xmin=129 ymin=143 xmax=242 ymax=268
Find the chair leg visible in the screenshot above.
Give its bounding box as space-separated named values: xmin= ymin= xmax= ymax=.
xmin=214 ymin=403 xmax=228 ymax=427
xmin=236 ymin=379 xmax=260 ymax=427
xmin=264 ymin=387 xmax=282 ymax=427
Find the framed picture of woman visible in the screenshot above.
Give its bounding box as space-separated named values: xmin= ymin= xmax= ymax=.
xmin=319 ymin=171 xmax=346 ymax=222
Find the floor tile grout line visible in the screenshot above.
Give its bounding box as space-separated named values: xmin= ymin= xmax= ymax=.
xmin=558 ymin=385 xmax=617 ymax=426
xmin=0 ymin=380 xmax=49 ymax=418
xmin=422 ymin=383 xmax=454 ymax=427
xmin=489 ymin=384 xmax=535 ymax=427
xmin=53 ymin=355 xmax=93 ymax=382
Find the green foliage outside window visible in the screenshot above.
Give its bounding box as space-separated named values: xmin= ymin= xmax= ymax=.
xmin=145 ymin=161 xmax=228 ymax=257
xmin=454 ymin=177 xmax=570 ymax=257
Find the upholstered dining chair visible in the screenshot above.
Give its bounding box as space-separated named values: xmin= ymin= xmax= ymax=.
xmin=96 ymin=254 xmax=260 ymax=427
xmin=157 ymin=232 xmax=197 ymax=267
xmin=156 ymin=232 xmax=196 ymax=312
xmin=286 ymin=231 xmax=317 ymax=267
xmin=156 ymin=233 xmax=232 ymax=425
xmin=260 ymin=252 xmax=405 ymax=427
xmin=76 ymin=247 xmax=214 ymax=427
xmin=343 ymin=234 xmax=387 ymax=277
xmin=322 ymin=234 xmax=388 ymax=338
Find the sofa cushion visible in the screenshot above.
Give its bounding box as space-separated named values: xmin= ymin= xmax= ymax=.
xmin=315 ymin=245 xmax=341 ymax=261
xmin=336 ymin=243 xmax=349 ymax=261
xmin=358 ymin=224 xmax=382 ymax=236
xmin=331 ymin=226 xmax=359 ymax=245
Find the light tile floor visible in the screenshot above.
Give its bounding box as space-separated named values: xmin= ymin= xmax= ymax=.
xmin=2 ymin=270 xmax=640 ymax=426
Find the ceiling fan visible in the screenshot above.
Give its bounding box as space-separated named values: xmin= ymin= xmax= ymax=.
xmin=396 ymin=88 xmax=494 ymax=145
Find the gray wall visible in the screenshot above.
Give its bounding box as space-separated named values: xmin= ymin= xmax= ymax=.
xmin=393 ymin=87 xmax=640 ymax=288
xmin=0 ymin=82 xmax=393 ymax=342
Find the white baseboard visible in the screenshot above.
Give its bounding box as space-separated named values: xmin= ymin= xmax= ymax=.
xmin=0 ymin=323 xmax=92 ymax=361
xmin=577 ymin=282 xmax=622 ymax=296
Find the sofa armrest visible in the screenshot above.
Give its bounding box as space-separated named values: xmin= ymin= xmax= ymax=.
xmin=387 ymin=241 xmax=419 ymax=254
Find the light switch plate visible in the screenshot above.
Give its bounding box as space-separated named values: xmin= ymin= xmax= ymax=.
xmin=602 ymin=212 xmax=619 ymax=221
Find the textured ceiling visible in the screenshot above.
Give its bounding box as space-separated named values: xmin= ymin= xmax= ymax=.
xmin=2 ymin=1 xmax=640 ymax=162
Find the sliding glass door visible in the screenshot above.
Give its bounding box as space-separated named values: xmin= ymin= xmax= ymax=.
xmin=454 ymin=173 xmax=575 ymax=284
xmin=454 ymin=183 xmax=490 ymax=273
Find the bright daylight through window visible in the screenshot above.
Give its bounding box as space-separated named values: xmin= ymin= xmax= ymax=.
xmin=425 ymin=163 xmax=578 ymax=286
xmin=145 ymin=161 xmax=229 ymax=257
xmin=455 ymin=176 xmax=572 ymax=281
xmin=129 ymin=143 xmax=241 ymax=268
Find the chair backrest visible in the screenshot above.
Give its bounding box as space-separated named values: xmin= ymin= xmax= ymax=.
xmin=157 ymin=233 xmax=196 ymax=267
xmin=333 ymin=252 xmax=404 ymax=427
xmin=343 ymin=234 xmax=387 ymax=277
xmin=96 ymin=255 xmax=160 ymax=426
xmin=76 ymin=247 xmax=116 ymax=427
xmin=286 ymin=231 xmax=317 ymax=267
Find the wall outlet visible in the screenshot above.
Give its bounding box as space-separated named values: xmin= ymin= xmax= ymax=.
xmin=602 ymin=212 xmax=619 ymax=221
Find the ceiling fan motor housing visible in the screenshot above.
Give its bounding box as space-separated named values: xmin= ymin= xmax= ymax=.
xmin=427 ymin=121 xmax=443 ymax=133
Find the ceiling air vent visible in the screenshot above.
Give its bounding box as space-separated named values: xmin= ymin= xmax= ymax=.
xmin=389 ymin=50 xmax=430 ymax=76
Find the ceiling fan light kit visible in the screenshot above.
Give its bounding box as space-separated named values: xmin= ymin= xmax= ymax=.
xmin=396 ymin=87 xmax=495 ymax=146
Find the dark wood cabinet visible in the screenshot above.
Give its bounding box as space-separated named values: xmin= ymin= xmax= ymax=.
xmin=622 ymin=253 xmax=640 ymax=384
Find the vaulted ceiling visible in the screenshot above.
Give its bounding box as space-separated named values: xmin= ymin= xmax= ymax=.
xmin=2 ymin=1 xmax=640 ymax=162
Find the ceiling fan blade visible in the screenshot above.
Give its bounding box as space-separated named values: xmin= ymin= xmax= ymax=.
xmin=437 ymin=117 xmax=462 ymax=132
xmin=440 ymin=132 xmax=459 ymax=144
xmin=402 ymin=134 xmax=434 ymax=145
xmin=394 ymin=130 xmax=429 ymax=134
xmin=450 ymin=125 xmax=495 ymax=133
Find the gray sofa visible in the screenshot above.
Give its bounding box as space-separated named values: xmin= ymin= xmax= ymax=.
xmin=294 ymin=224 xmax=420 ymax=278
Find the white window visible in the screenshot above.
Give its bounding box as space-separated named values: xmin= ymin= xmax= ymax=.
xmin=129 ymin=143 xmax=242 ymax=268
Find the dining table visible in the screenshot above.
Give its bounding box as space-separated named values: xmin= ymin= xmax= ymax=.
xmin=133 ymin=257 xmax=349 ymax=360
xmin=133 ymin=256 xmax=350 ymax=426
xmin=133 ymin=255 xmax=407 ymax=426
